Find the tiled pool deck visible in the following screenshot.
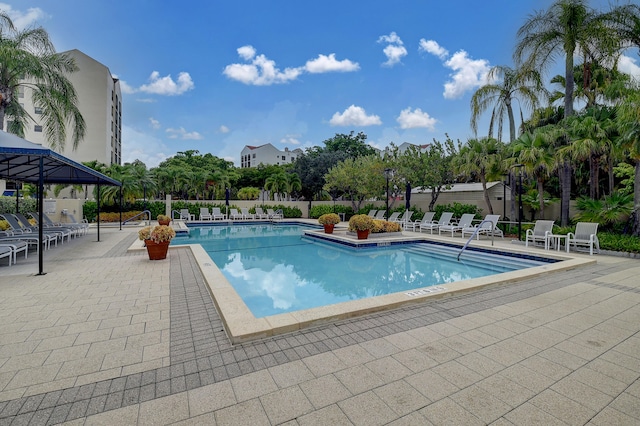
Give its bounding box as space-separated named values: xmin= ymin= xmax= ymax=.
xmin=0 ymin=224 xmax=638 ymax=425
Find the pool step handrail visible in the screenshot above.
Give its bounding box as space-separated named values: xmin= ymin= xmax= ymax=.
xmin=457 ymin=219 xmax=495 ymax=261
xmin=122 ymin=210 xmax=151 ymax=227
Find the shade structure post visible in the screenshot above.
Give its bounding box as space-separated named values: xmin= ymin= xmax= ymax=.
xmin=37 ymin=157 xmax=45 ymax=275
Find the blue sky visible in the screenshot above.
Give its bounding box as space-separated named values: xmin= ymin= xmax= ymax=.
xmin=5 ymin=1 xmax=640 ymax=167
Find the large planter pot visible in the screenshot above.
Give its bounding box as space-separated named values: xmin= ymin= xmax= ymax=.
xmin=356 ymin=229 xmax=370 ymax=240
xmin=145 ymin=239 xmax=170 ymax=260
xmin=158 ymin=219 xmax=170 ymax=226
xmin=323 ymin=224 xmax=335 ymax=234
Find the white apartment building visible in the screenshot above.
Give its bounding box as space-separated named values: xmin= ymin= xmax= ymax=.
xmin=240 ymin=143 xmax=303 ymax=168
xmin=2 ymin=49 xmax=122 ymax=196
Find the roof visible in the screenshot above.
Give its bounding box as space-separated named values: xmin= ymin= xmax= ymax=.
xmin=0 ymin=131 xmax=121 ymax=186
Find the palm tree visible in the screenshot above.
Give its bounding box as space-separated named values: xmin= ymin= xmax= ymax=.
xmin=452 ymin=138 xmax=503 ymax=215
xmin=617 ymin=89 xmax=640 ymax=236
xmin=0 ymin=14 xmax=86 ymax=151
xmin=514 ymin=0 xmax=609 ymax=225
xmin=285 ymin=173 xmax=302 ymax=201
xmin=264 ymin=172 xmax=288 ymax=201
xmin=512 ymin=131 xmax=557 ymax=219
xmin=470 ymin=65 xmax=546 ymax=143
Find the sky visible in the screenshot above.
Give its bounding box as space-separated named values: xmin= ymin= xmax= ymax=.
xmin=4 ymin=1 xmax=640 ymax=168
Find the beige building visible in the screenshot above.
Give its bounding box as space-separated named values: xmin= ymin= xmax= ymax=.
xmin=2 ymin=49 xmax=121 ymax=196
xmin=240 ymin=143 xmax=303 ymax=168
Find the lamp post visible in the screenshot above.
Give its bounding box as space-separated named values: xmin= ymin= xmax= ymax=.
xmin=384 ymin=168 xmax=392 ymax=219
xmin=512 ymin=164 xmax=524 ymax=241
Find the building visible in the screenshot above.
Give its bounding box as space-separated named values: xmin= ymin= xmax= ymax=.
xmin=240 ymin=143 xmax=303 ymax=168
xmin=1 ymin=49 xmax=122 ymax=196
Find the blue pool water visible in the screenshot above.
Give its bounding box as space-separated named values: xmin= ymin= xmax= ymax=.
xmin=172 ymin=224 xmax=550 ymax=318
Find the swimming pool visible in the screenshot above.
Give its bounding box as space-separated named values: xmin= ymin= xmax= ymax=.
xmin=173 ymin=223 xmax=551 ymax=318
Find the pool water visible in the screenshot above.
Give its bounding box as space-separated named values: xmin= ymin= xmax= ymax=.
xmin=173 ymin=224 xmax=549 ymax=318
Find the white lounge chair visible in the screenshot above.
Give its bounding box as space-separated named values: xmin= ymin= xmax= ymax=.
xmin=421 ymin=212 xmax=453 ymax=234
xmin=406 ymin=212 xmax=435 ymax=232
xmin=240 ymin=208 xmax=255 ymax=220
xmin=179 ymin=209 xmax=194 ymax=221
xmin=397 ymin=210 xmax=414 ymax=228
xmin=254 ymin=208 xmax=269 ymax=219
xmin=439 ymin=213 xmax=475 ymax=237
xmin=525 ymin=220 xmax=555 ymax=249
xmin=387 ymin=212 xmax=401 ymax=222
xmin=0 ymin=245 xmax=13 ymax=266
xmin=211 ymin=207 xmax=226 ymax=220
xmin=0 ymin=240 xmax=28 ymax=264
xmin=229 ymin=208 xmax=243 ymax=220
xmin=267 ymin=209 xmax=283 ymax=219
xmin=568 ymin=222 xmax=600 ymax=255
xmin=367 ymin=210 xmax=377 ymax=217
xmin=462 ymin=214 xmax=503 ymax=239
xmin=374 ymin=210 xmax=386 ymax=220
xmin=199 ymin=207 xmax=213 ymax=221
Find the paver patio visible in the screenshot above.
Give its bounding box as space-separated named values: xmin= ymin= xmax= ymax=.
xmin=0 ymin=225 xmax=638 ymax=425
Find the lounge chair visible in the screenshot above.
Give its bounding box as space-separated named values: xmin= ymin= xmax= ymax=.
xmin=241 ymin=208 xmax=255 ymax=220
xmin=568 ymin=222 xmax=600 ymax=255
xmin=525 ymin=220 xmax=555 ymax=249
xmin=387 ymin=212 xmax=401 ymax=222
xmin=367 ymin=210 xmax=377 ymax=217
xmin=15 ymin=213 xmax=73 ymax=242
xmin=179 ymin=209 xmax=194 ymax=221
xmin=439 ymin=213 xmax=475 ymax=237
xmin=60 ymin=213 xmax=89 ymax=235
xmin=461 ymin=214 xmax=503 ymax=239
xmin=199 ymin=207 xmax=213 ymax=221
xmin=0 ymin=239 xmax=28 ymax=264
xmin=254 ymin=208 xmax=269 ymax=219
xmin=229 ymin=209 xmax=243 ymax=220
xmin=374 ymin=210 xmax=386 ymax=220
xmin=212 ymin=207 xmax=226 ymax=220
xmin=31 ymin=213 xmax=80 ymax=238
xmin=397 ymin=210 xmax=414 ymax=228
xmin=1 ymin=214 xmax=58 ymax=248
xmin=0 ymin=229 xmax=48 ymax=252
xmin=421 ymin=212 xmax=453 ymax=234
xmin=0 ymin=245 xmax=13 ymax=266
xmin=267 ymin=209 xmax=283 ymax=219
xmin=406 ymin=212 xmax=435 ymax=232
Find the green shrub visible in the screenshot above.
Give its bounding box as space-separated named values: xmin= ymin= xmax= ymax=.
xmin=598 ymin=232 xmax=640 ymax=253
xmin=309 ymin=204 xmax=334 ymax=219
xmin=0 ymin=196 xmax=38 ymax=215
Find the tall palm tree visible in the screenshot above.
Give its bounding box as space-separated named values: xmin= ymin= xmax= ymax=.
xmin=452 ymin=138 xmax=503 ymax=214
xmin=264 ymin=172 xmax=288 ymax=201
xmin=512 ymin=131 xmax=557 ymax=219
xmin=285 ymin=173 xmax=302 ymax=201
xmin=514 ymin=0 xmax=609 ymax=225
xmin=470 ymin=65 xmax=546 ymax=143
xmin=0 ymin=14 xmax=86 ymax=151
xmin=617 ymin=89 xmax=640 ymax=236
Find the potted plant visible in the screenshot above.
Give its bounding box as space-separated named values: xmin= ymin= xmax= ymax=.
xmin=318 ymin=213 xmax=340 ymax=234
xmin=157 ymin=214 xmax=171 ymax=225
xmin=348 ymin=214 xmax=375 ymax=239
xmin=139 ymin=224 xmax=176 ymax=260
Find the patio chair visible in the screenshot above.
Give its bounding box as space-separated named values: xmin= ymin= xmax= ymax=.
xmin=461 ymin=214 xmax=503 ymax=239
xmin=374 ymin=210 xmax=386 ymax=220
xmin=0 ymin=245 xmax=13 ymax=266
xmin=387 ymin=212 xmax=401 ymax=222
xmin=439 ymin=213 xmax=475 ymax=237
xmin=568 ymin=222 xmax=600 ymax=255
xmin=212 ymin=207 xmax=226 ymax=220
xmin=267 ymin=209 xmax=283 ymax=219
xmin=31 ymin=212 xmax=80 ymax=238
xmin=229 ymin=209 xmax=243 ymax=220
xmin=179 ymin=209 xmax=194 ymax=221
xmin=1 ymin=213 xmax=59 ymax=247
xmin=18 ymin=212 xmax=73 ymax=242
xmin=241 ymin=208 xmax=255 ymax=220
xmin=367 ymin=210 xmax=377 ymax=217
xmin=199 ymin=207 xmax=213 ymax=221
xmin=61 ymin=213 xmax=89 ymax=235
xmin=254 ymin=207 xmax=269 ymax=219
xmin=406 ymin=212 xmax=435 ymax=232
xmin=524 ymin=220 xmax=555 ymax=249
xmin=420 ymin=212 xmax=453 ymax=234
xmin=398 ymin=210 xmax=414 ymax=228
xmin=0 ymin=240 xmax=28 ymax=264
xmin=0 ymin=229 xmax=49 ymax=252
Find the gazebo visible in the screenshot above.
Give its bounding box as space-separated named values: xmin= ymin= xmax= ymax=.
xmin=0 ymin=130 xmax=121 ymax=275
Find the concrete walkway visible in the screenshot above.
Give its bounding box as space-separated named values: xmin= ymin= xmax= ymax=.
xmin=0 ymin=226 xmax=638 ymax=425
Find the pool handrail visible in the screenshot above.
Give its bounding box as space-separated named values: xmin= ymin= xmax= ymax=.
xmin=457 ymin=219 xmax=495 ymax=261
xmin=122 ymin=210 xmax=151 ymax=227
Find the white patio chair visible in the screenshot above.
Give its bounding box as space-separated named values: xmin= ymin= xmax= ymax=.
xmin=374 ymin=210 xmax=386 ymax=220
xmin=367 ymin=210 xmax=377 ymax=217
xmin=267 ymin=209 xmax=283 ymax=219
xmin=568 ymin=222 xmax=600 ymax=255
xmin=179 ymin=209 xmax=194 ymax=221
xmin=254 ymin=208 xmax=269 ymax=219
xmin=406 ymin=212 xmax=435 ymax=232
xmin=525 ymin=220 xmax=555 ymax=249
xmin=462 ymin=214 xmax=503 ymax=239
xmin=439 ymin=213 xmax=475 ymax=237
xmin=241 ymin=208 xmax=255 ymax=220
xmin=421 ymin=212 xmax=453 ymax=234
xmin=211 ymin=208 xmax=226 ymax=220
xmin=199 ymin=207 xmax=213 ymax=221
xmin=387 ymin=212 xmax=401 ymax=222
xmin=229 ymin=208 xmax=243 ymax=220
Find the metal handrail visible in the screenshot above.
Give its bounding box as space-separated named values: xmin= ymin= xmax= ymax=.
xmin=457 ymin=219 xmax=496 ymax=261
xmin=171 ymin=210 xmax=182 ymax=219
xmin=122 ymin=210 xmax=151 ymax=226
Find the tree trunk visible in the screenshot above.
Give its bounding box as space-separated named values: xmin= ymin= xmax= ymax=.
xmin=481 ymin=177 xmax=493 ymax=214
xmin=537 ymin=177 xmax=545 ymax=219
xmin=560 ymin=161 xmax=572 ymax=226
xmin=633 ymin=159 xmax=640 ymax=237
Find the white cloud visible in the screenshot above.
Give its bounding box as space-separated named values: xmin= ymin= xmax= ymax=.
xmin=396 ymin=107 xmax=437 ymax=130
xmin=280 ymin=135 xmax=301 ymax=145
xmin=149 ymin=117 xmax=160 ymax=129
xmin=219 ymin=125 xmax=230 ymax=133
xmin=304 ymin=54 xmax=359 ymax=73
xmin=418 ymin=39 xmax=449 ymax=59
xmin=138 ymin=71 xmax=194 ymax=95
xmin=121 ymin=125 xmax=169 ymax=168
xmin=165 ymin=127 xmax=203 ymax=140
xmin=237 ymin=45 xmax=257 ymax=60
xmin=378 ymin=32 xmax=407 ymax=67
xmin=618 ymin=54 xmax=640 ymax=81
xmin=442 ymin=50 xmax=491 ymax=99
xmin=0 ymin=3 xmax=47 ymax=30
xmin=119 ymin=80 xmax=136 ymax=94
xmin=329 ymin=105 xmax=382 ymax=127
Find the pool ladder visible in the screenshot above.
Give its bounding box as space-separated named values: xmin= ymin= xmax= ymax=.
xmin=457 ymin=219 xmax=496 ymax=261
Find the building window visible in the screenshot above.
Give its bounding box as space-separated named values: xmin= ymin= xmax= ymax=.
xmin=34 ymin=125 xmax=42 ymax=132
xmin=282 ymin=156 xmax=286 ymax=160
xmin=252 ymin=154 xmax=256 ymax=158
xmin=34 ymin=107 xmax=43 ymax=114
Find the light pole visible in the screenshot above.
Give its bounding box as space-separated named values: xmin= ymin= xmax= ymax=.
xmin=512 ymin=164 xmax=524 ymax=241
xmin=384 ymin=168 xmax=392 ymax=219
